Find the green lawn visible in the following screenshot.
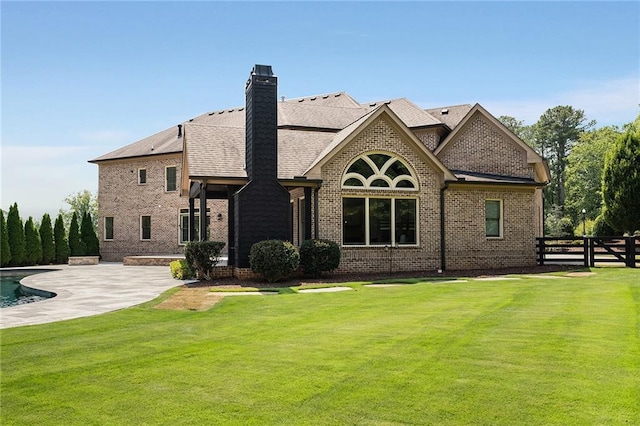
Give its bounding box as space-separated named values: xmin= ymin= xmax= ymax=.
xmin=1 ymin=268 xmax=639 ymax=425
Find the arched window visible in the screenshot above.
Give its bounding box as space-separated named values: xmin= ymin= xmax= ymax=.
xmin=342 ymin=153 xmax=418 ymax=190
xmin=341 ymin=152 xmax=418 ymax=246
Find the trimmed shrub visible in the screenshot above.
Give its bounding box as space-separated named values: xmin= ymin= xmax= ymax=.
xmin=24 ymin=217 xmax=42 ymax=266
xmin=7 ymin=203 xmax=25 ymax=266
xmin=80 ymin=212 xmax=100 ymax=256
xmin=299 ymin=239 xmax=341 ymax=277
xmin=1 ymin=210 xmax=11 ymax=267
xmin=54 ymin=214 xmax=70 ymax=264
xmin=170 ymin=259 xmax=195 ymax=280
xmin=184 ymin=241 xmax=225 ymax=280
xmin=40 ymin=213 xmax=55 ymax=264
xmin=250 ymin=240 xmax=299 ymax=283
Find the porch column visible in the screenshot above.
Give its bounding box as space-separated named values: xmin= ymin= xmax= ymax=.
xmin=188 ymin=197 xmax=196 ymax=242
xmin=199 ymin=182 xmax=207 ymax=241
xmin=227 ymin=186 xmax=238 ymax=266
xmin=304 ymin=187 xmax=312 ymax=241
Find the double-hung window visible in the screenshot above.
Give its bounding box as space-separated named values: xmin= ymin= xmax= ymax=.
xmin=166 ymin=166 xmax=177 ymax=192
xmin=104 ymin=217 xmax=114 ymax=240
xmin=178 ymin=208 xmax=210 ymax=244
xmin=342 ymin=152 xmax=418 ymax=246
xmin=138 ymin=168 xmax=147 ymax=185
xmin=485 ymin=199 xmax=503 ymax=238
xmin=140 ymin=216 xmax=151 ymax=240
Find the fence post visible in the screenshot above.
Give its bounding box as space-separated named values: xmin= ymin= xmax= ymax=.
xmin=589 ymin=237 xmax=595 ymax=267
xmin=583 ymin=237 xmax=589 ymax=268
xmin=626 ymin=237 xmax=636 ymax=268
xmin=537 ymin=238 xmax=545 ymax=265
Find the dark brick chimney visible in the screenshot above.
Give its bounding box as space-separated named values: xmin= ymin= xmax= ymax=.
xmin=233 ymin=65 xmax=291 ymax=268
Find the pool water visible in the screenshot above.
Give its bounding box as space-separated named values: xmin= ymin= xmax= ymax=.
xmin=0 ymin=272 xmax=53 ymax=308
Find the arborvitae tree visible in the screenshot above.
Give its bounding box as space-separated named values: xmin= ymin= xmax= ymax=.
xmin=24 ymin=217 xmax=42 ymax=266
xmin=602 ymin=130 xmax=640 ymax=234
xmin=54 ymin=214 xmax=70 ymax=264
xmin=68 ymin=212 xmax=83 ymax=256
xmin=80 ymin=212 xmax=100 ymax=256
xmin=0 ymin=210 xmax=11 ymax=267
xmin=7 ymin=203 xmax=25 ymax=266
xmin=40 ymin=213 xmax=55 ymax=264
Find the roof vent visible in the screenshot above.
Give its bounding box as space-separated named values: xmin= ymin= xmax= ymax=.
xmin=177 ymin=124 xmax=182 ymax=137
xmin=441 ymin=108 xmax=449 ymax=115
xmin=369 ymin=103 xmax=377 ymax=107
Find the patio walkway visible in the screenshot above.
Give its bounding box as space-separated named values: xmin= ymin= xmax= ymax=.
xmin=0 ymin=263 xmax=182 ymax=329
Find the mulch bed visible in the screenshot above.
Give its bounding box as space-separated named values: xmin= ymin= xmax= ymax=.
xmin=186 ymin=264 xmax=581 ymax=289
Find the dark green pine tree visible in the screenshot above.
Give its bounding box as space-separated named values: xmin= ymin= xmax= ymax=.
xmin=602 ymin=130 xmax=640 ymax=234
xmin=40 ymin=213 xmax=55 ymax=264
xmin=0 ymin=210 xmax=11 ymax=267
xmin=7 ymin=203 xmax=25 ymax=266
xmin=54 ymin=214 xmax=70 ymax=264
xmin=24 ymin=217 xmax=42 ymax=266
xmin=68 ymin=212 xmax=83 ymax=256
xmin=80 ymin=212 xmax=100 ymax=256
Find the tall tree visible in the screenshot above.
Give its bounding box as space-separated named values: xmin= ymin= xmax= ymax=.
xmin=24 ymin=217 xmax=42 ymax=266
xmin=80 ymin=212 xmax=100 ymax=256
xmin=0 ymin=210 xmax=11 ymax=267
xmin=60 ymin=190 xmax=98 ymax=230
xmin=535 ymin=106 xmax=595 ymax=210
xmin=40 ymin=213 xmax=55 ymax=264
xmin=602 ymin=130 xmax=640 ymax=234
xmin=68 ymin=212 xmax=83 ymax=256
xmin=7 ymin=203 xmax=25 ymax=266
xmin=565 ymin=126 xmax=621 ymax=222
xmin=498 ymin=115 xmax=536 ymax=148
xmin=54 ymin=214 xmax=70 ymax=264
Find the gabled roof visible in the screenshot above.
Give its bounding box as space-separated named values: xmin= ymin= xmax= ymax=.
xmin=304 ymin=103 xmax=457 ymax=181
xmin=425 ymin=104 xmax=473 ymax=130
xmin=434 ymin=103 xmax=550 ymax=182
xmin=365 ymin=98 xmax=442 ymax=128
xmin=90 ymin=126 xmax=182 ymax=162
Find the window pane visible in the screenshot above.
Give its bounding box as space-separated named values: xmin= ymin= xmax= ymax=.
xmin=395 ymin=199 xmax=416 ymax=244
xmin=343 ymin=198 xmax=365 ymax=245
xmin=344 ymin=177 xmax=364 ymax=187
xmin=368 ymin=154 xmax=391 ymax=170
xmin=105 ymin=217 xmax=114 ymax=240
xmin=346 ymin=159 xmax=375 ymax=179
xmin=141 ymin=216 xmax=151 ymax=240
xmin=166 ymin=167 xmax=177 ymax=191
xmin=395 ymin=179 xmax=415 ymax=188
xmin=485 ymin=200 xmax=501 ymax=237
xmin=138 ymin=169 xmax=146 ymax=184
xmin=385 ymin=160 xmax=410 ymax=180
xmin=369 ymin=198 xmax=391 ymax=245
xmin=370 ymin=179 xmax=389 ymax=187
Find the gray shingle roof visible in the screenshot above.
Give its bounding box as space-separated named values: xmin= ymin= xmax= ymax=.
xmin=425 ymin=104 xmax=472 ymax=129
xmin=90 ymin=126 xmax=182 ymax=162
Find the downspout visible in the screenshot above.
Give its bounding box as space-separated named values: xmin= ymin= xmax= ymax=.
xmin=439 ymin=182 xmax=449 ymax=272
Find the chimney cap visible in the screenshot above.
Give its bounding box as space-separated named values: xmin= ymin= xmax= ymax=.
xmin=252 ymin=64 xmax=274 ymax=77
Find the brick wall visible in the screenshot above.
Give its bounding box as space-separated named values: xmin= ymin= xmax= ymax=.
xmin=444 ymin=186 xmax=537 ymax=270
xmin=97 ymin=155 xmax=228 ymax=261
xmin=318 ymin=116 xmax=443 ymax=273
xmin=438 ymin=112 xmax=534 ymax=179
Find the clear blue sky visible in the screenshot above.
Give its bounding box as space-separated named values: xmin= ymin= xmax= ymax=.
xmin=2 ymin=1 xmax=639 ymax=220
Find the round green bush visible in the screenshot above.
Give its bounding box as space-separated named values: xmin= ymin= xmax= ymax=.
xmin=249 ymin=240 xmax=299 ymax=283
xmin=299 ymin=239 xmax=341 ymax=277
xmin=170 ymin=259 xmax=195 ymax=280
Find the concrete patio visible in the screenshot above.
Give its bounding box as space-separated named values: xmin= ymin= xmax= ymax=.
xmin=0 ymin=263 xmax=183 ymax=329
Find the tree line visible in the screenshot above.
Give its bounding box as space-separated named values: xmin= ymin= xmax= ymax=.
xmin=1 ymin=197 xmax=100 ymax=267
xmin=499 ymin=107 xmax=640 ymax=237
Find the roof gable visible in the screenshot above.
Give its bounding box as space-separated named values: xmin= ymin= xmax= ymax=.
xmin=305 ymin=104 xmax=456 ymax=181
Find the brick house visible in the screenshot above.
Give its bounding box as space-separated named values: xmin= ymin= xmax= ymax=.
xmin=91 ymin=65 xmax=549 ymax=273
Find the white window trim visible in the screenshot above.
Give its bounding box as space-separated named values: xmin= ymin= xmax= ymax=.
xmin=177 ymin=208 xmax=210 ymax=245
xmin=486 ymin=199 xmax=504 ymax=239
xmin=104 ymin=217 xmax=114 ymax=241
xmin=140 ymin=215 xmax=151 ymax=241
xmin=165 ymin=166 xmax=178 ymax=192
xmin=341 ymin=152 xmax=419 ymax=191
xmin=138 ymin=168 xmax=147 ymax=185
xmin=342 ymin=195 xmax=419 ymax=247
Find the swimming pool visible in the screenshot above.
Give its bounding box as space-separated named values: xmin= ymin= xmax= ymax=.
xmin=0 ymin=271 xmax=55 ymax=308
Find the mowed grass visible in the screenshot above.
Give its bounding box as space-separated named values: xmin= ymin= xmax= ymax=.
xmin=1 ymin=268 xmax=639 ymax=425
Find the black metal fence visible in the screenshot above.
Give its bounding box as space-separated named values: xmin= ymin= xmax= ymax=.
xmin=536 ymin=236 xmax=639 ymax=268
